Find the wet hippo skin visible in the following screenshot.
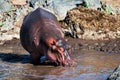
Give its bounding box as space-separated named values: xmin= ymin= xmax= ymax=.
xmin=20 ymin=7 xmax=75 ymax=66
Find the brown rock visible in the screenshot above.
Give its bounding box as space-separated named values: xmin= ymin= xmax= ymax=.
xmin=63 ymin=7 xmax=120 ymax=40
xmin=10 ymin=0 xmax=26 ymax=5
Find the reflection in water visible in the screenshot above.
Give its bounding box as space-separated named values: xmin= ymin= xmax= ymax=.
xmin=0 ymin=43 xmax=120 ymax=80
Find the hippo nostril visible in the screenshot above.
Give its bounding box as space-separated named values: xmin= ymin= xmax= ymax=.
xmin=66 ymin=44 xmax=71 ymax=50
xmin=57 ymin=39 xmax=62 ymax=47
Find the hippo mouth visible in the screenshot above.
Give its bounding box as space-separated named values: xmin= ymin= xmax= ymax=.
xmin=46 ymin=38 xmax=75 ymax=66
xmin=55 ymin=49 xmax=73 ymax=66
xmin=46 ymin=47 xmax=75 ymax=66
xmin=62 ymin=50 xmax=72 ymax=66
xmin=64 ymin=50 xmax=71 ymax=60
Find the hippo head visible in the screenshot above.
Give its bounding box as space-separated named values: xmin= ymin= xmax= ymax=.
xmin=47 ymin=38 xmax=75 ymax=66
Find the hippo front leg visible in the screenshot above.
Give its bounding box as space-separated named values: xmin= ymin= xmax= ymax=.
xmin=39 ymin=50 xmax=59 ymax=66
xmin=30 ymin=52 xmax=41 ymax=65
xmin=40 ymin=56 xmax=47 ymax=62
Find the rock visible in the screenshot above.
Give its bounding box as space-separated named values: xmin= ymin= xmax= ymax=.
xmin=0 ymin=32 xmax=19 ymax=41
xmin=0 ymin=21 xmax=3 ymax=27
xmin=0 ymin=1 xmax=32 ymax=41
xmin=0 ymin=12 xmax=3 ymax=20
xmin=0 ymin=16 xmax=14 ymax=31
xmin=31 ymin=0 xmax=51 ymax=8
xmin=29 ymin=0 xmax=83 ymax=20
xmin=84 ymin=0 xmax=102 ymax=10
xmin=102 ymin=3 xmax=114 ymax=14
xmin=52 ymin=0 xmax=83 ymax=20
xmin=0 ymin=0 xmax=13 ymax=13
xmin=0 ymin=23 xmax=20 ymax=41
xmin=107 ymin=65 xmax=120 ymax=80
xmin=83 ymin=0 xmax=117 ymax=14
xmin=10 ymin=0 xmax=26 ymax=5
xmin=114 ymin=8 xmax=120 ymax=15
xmin=13 ymin=7 xmax=30 ymax=27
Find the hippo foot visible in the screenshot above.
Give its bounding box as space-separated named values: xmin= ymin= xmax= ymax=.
xmin=39 ymin=56 xmax=58 ymax=66
xmin=40 ymin=56 xmax=48 ymax=62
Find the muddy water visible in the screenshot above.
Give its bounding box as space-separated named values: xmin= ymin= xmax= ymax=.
xmin=0 ymin=39 xmax=120 ymax=80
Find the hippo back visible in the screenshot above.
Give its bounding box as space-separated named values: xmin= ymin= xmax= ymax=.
xmin=23 ymin=8 xmax=57 ymax=25
xmin=20 ymin=8 xmax=58 ymax=51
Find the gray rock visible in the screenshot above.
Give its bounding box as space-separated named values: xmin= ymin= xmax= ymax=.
xmin=0 ymin=0 xmax=13 ymax=13
xmin=0 ymin=17 xmax=14 ymax=31
xmin=29 ymin=0 xmax=83 ymax=20
xmin=29 ymin=0 xmax=44 ymax=6
xmin=114 ymin=8 xmax=120 ymax=15
xmin=102 ymin=3 xmax=114 ymax=14
xmin=107 ymin=65 xmax=120 ymax=80
xmin=28 ymin=0 xmax=119 ymax=20
xmin=52 ymin=0 xmax=83 ymax=20
xmin=84 ymin=0 xmax=102 ymax=10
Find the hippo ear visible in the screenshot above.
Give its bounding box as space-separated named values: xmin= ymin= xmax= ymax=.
xmin=34 ymin=37 xmax=39 ymax=47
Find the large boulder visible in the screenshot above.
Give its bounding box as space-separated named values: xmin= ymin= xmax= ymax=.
xmin=61 ymin=7 xmax=120 ymax=40
xmin=0 ymin=0 xmax=13 ymax=13
xmin=28 ymin=0 xmax=83 ymax=20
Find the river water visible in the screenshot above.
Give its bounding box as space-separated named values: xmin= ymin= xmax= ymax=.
xmin=0 ymin=39 xmax=120 ymax=80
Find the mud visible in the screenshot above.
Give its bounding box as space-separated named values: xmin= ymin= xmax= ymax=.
xmin=0 ymin=38 xmax=120 ymax=80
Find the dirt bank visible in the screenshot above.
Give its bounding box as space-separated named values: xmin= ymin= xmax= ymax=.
xmin=60 ymin=7 xmax=120 ymax=40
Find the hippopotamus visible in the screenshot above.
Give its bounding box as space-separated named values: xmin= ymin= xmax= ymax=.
xmin=20 ymin=7 xmax=75 ymax=66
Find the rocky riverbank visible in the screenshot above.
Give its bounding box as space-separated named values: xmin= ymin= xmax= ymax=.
xmin=0 ymin=0 xmax=120 ymax=43
xmin=0 ymin=0 xmax=120 ymax=80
